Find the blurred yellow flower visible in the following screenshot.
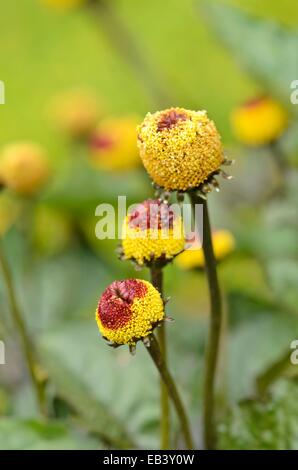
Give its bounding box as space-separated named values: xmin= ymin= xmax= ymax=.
xmin=96 ymin=279 xmax=165 ymax=346
xmin=41 ymin=0 xmax=85 ymax=10
xmin=0 ymin=143 xmax=50 ymax=196
xmin=0 ymin=193 xmax=20 ymax=236
xmin=33 ymin=206 xmax=72 ymax=256
xmin=90 ymin=117 xmax=140 ymax=171
xmin=231 ymin=97 xmax=288 ymax=146
xmin=49 ymin=89 xmax=100 ymax=139
xmin=138 ymin=108 xmax=223 ymax=191
xmin=122 ymin=199 xmax=185 ymax=266
xmin=175 ymin=230 xmax=235 ymax=270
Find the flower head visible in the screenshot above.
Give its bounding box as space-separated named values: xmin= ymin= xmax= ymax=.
xmin=231 ymin=96 xmax=288 ymax=146
xmin=122 ymin=199 xmax=185 ymax=266
xmin=41 ymin=0 xmax=85 ymax=10
xmin=0 ymin=143 xmax=50 ymax=196
xmin=96 ymin=279 xmax=165 ymax=346
xmin=90 ymin=117 xmax=140 ymax=171
xmin=137 ymin=107 xmax=224 ymax=191
xmin=175 ymin=230 xmax=235 ymax=270
xmin=49 ymin=89 xmax=99 ymax=139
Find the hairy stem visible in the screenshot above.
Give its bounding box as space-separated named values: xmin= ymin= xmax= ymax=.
xmin=0 ymin=243 xmax=46 ymax=415
xmin=87 ymin=0 xmax=172 ymax=107
xmin=190 ymin=193 xmax=222 ymax=450
xmin=150 ymin=265 xmax=170 ymax=449
xmin=145 ymin=334 xmax=194 ymax=450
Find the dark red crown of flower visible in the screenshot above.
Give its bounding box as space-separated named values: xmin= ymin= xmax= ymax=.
xmin=157 ymin=109 xmax=187 ymax=131
xmin=98 ymin=280 xmax=147 ymax=329
xmin=90 ymin=133 xmax=115 ymax=151
xmin=128 ymin=199 xmax=175 ymax=230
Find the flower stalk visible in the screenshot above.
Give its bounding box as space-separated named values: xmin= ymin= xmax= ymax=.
xmin=0 ymin=243 xmax=46 ymax=416
xmin=150 ymin=265 xmax=170 ymax=449
xmin=190 ymin=192 xmax=223 ymax=450
xmin=145 ymin=333 xmax=194 ymax=450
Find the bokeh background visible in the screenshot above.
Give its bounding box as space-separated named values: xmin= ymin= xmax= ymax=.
xmin=0 ymin=0 xmax=298 ymax=450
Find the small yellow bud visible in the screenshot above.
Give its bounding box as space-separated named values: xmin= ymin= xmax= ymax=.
xmin=231 ymin=97 xmax=288 ymax=146
xmin=175 ymin=230 xmax=235 ymax=270
xmin=0 ymin=143 xmax=50 ymax=196
xmin=90 ymin=117 xmax=140 ymax=171
xmin=49 ymin=89 xmax=100 ymax=138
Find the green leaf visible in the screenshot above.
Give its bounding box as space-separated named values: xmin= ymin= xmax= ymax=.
xmin=0 ymin=418 xmax=98 ymax=450
xmin=39 ymin=343 xmax=135 ymax=449
xmin=227 ymin=311 xmax=298 ymax=401
xmin=202 ymin=2 xmax=298 ymax=109
xmin=38 ymin=321 xmax=159 ymax=449
xmin=218 ymin=379 xmax=298 ymax=449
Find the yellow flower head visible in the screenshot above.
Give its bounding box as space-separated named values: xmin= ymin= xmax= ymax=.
xmin=137 ymin=107 xmax=223 ymax=191
xmin=33 ymin=206 xmax=72 ymax=256
xmin=122 ymin=199 xmax=185 ymax=266
xmin=175 ymin=230 xmax=235 ymax=270
xmin=41 ymin=0 xmax=85 ymax=10
xmin=231 ymin=96 xmax=288 ymax=146
xmin=90 ymin=117 xmax=140 ymax=171
xmin=0 ymin=143 xmax=50 ymax=196
xmin=96 ymin=279 xmax=165 ymax=346
xmin=49 ymin=89 xmax=99 ymax=138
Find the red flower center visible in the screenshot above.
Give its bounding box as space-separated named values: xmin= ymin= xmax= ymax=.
xmin=90 ymin=133 xmax=115 ymax=151
xmin=98 ymin=280 xmax=147 ymax=330
xmin=128 ymin=199 xmax=175 ymax=231
xmin=157 ymin=109 xmax=187 ymax=131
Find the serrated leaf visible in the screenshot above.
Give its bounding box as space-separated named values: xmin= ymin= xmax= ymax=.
xmin=218 ymin=379 xmax=298 ymax=449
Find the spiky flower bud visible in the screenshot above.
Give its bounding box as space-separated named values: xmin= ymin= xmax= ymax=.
xmin=96 ymin=279 xmax=165 ymax=346
xmin=137 ymin=108 xmax=223 ymax=191
xmin=122 ymin=199 xmax=185 ymax=266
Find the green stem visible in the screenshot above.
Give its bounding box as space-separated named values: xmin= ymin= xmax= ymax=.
xmin=190 ymin=193 xmax=223 ymax=450
xmin=87 ymin=0 xmax=172 ymax=107
xmin=150 ymin=265 xmax=170 ymax=449
xmin=256 ymin=350 xmax=292 ymax=398
xmin=0 ymin=242 xmax=46 ymax=415
xmin=268 ymin=140 xmax=288 ymax=198
xmin=145 ymin=333 xmax=194 ymax=450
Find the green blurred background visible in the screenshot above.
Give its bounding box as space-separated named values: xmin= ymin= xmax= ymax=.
xmin=0 ymin=0 xmax=298 ymax=450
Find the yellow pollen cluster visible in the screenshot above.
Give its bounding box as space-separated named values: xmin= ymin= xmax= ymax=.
xmin=122 ymin=216 xmax=185 ymax=265
xmin=231 ymin=97 xmax=288 ymax=146
xmin=137 ymin=107 xmax=223 ymax=191
xmin=96 ymin=280 xmax=165 ymax=345
xmin=175 ymin=230 xmax=235 ymax=270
